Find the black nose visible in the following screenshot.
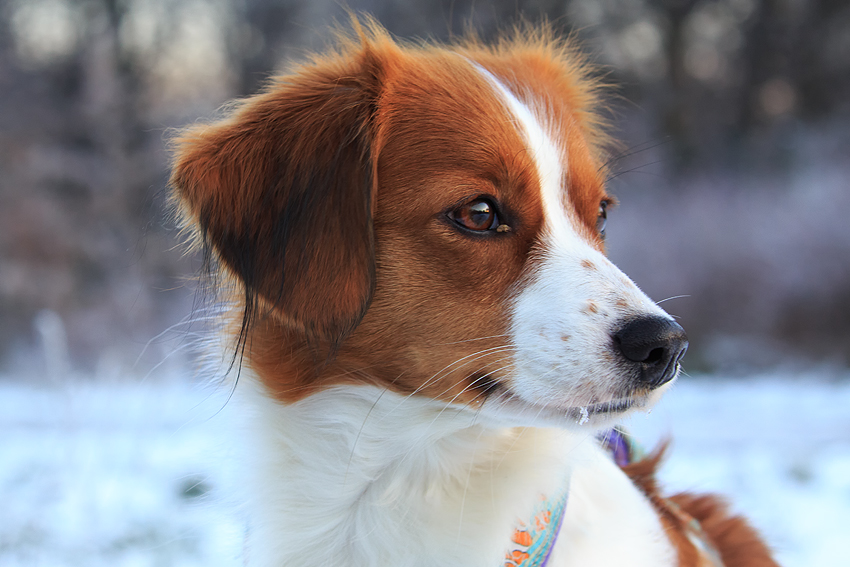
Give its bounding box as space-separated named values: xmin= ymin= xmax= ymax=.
xmin=613 ymin=316 xmax=688 ymax=388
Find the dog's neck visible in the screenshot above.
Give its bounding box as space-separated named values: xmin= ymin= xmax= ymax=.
xmin=232 ymin=378 xmax=675 ymax=567
xmin=234 ymin=379 xmax=585 ymax=567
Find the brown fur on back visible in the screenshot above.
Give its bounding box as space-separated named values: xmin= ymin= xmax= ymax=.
xmin=623 ymin=445 xmax=781 ymax=567
xmin=669 ymin=492 xmax=781 ymax=567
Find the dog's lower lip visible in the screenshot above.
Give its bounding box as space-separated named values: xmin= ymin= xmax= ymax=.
xmin=497 ymin=387 xmax=637 ymax=418
xmin=577 ymin=399 xmax=635 ymax=414
xmin=565 ymin=399 xmax=637 ymax=423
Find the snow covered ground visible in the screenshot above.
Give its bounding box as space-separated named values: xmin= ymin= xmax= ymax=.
xmin=626 ymin=372 xmax=850 ymax=567
xmin=1 ymin=371 xmax=848 ymax=566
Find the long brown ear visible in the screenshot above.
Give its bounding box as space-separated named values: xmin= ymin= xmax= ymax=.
xmin=171 ymin=43 xmax=386 ymax=342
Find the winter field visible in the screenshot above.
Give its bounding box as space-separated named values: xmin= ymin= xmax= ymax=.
xmin=1 ymin=370 xmax=849 ymax=567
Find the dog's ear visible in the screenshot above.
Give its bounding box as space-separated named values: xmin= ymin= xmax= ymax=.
xmin=171 ymin=44 xmax=386 ymax=342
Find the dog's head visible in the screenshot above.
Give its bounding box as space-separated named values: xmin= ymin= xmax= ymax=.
xmin=171 ymin=21 xmax=687 ymax=429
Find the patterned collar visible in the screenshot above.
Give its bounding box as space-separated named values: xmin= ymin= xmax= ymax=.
xmin=501 ymin=429 xmax=725 ymax=567
xmin=500 ymin=429 xmax=634 ymax=567
xmin=503 ymin=487 xmax=569 ymax=567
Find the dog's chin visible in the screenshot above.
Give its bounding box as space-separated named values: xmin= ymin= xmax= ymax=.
xmin=479 ymin=379 xmax=676 ymax=430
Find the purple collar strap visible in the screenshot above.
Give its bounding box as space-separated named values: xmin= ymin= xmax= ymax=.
xmin=599 ymin=427 xmax=645 ymax=467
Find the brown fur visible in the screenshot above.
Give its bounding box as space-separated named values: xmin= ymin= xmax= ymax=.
xmin=170 ymin=20 xmax=611 ymax=404
xmin=624 ymin=446 xmax=781 ymax=567
xmin=669 ymin=493 xmax=781 ymax=567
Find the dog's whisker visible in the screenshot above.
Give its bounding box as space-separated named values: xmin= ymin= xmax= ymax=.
xmin=392 ymin=371 xmax=501 ymax=470
xmin=600 ymin=137 xmax=673 ymax=173
xmin=605 ymin=163 xmax=669 ymax=183
xmin=655 ymin=294 xmax=690 ymax=305
xmin=456 ymin=425 xmax=489 ymax=544
xmin=429 ymin=352 xmax=516 ymax=403
xmin=137 ymin=341 xmax=200 ymax=383
xmin=381 ymin=346 xmax=516 ymax=418
xmin=346 ymin=386 xmax=390 ymax=488
xmin=132 ymin=310 xmax=223 ymax=372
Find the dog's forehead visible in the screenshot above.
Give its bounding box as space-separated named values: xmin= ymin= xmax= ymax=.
xmin=376 ymin=55 xmax=533 ymax=189
xmin=469 ymin=59 xmax=608 ymax=243
xmin=377 ymin=51 xmax=606 ymax=243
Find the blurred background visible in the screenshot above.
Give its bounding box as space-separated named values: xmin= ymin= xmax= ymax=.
xmin=1 ymin=0 xmax=849 ymax=375
xmin=1 ymin=0 xmax=849 ymax=565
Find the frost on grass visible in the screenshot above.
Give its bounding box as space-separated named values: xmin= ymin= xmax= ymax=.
xmin=0 ymin=379 xmax=243 ymax=567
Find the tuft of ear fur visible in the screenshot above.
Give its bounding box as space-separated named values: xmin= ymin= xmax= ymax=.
xmin=171 ymin=25 xmax=394 ymax=343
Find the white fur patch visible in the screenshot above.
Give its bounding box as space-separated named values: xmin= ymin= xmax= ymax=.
xmin=235 ymin=379 xmax=582 ymax=567
xmin=233 ymin=377 xmax=675 ymax=567
xmin=554 ymin=446 xmax=677 ymax=567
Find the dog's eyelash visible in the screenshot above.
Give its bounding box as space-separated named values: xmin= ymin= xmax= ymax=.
xmin=597 ymin=200 xmax=610 ymax=237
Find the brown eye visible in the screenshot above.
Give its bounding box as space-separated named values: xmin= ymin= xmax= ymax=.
xmin=597 ymin=200 xmax=609 ymax=237
xmin=451 ymin=199 xmax=499 ymax=232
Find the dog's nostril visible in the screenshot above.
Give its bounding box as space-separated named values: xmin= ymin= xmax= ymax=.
xmin=644 ymin=347 xmax=664 ymax=365
xmin=614 ymin=316 xmax=688 ymax=387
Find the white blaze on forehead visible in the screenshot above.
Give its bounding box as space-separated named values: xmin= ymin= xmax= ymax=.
xmin=473 ymin=66 xmax=570 ymax=236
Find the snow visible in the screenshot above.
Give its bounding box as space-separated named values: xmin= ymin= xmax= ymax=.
xmin=625 ymin=373 xmax=850 ymax=567
xmin=0 ymin=379 xmax=243 ymax=566
xmin=2 ymin=372 xmax=849 ymax=566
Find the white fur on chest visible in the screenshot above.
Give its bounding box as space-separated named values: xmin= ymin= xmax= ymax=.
xmin=553 ymin=447 xmax=676 ymax=567
xmin=230 ymin=379 xmax=674 ymax=567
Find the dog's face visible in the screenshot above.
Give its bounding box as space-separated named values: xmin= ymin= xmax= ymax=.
xmin=171 ymin=26 xmax=687 ymax=429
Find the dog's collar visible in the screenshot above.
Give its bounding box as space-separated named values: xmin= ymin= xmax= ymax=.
xmin=503 ymin=487 xmax=568 ymax=567
xmin=599 ymin=426 xmax=647 ymax=467
xmin=501 ymin=429 xmax=634 ymax=567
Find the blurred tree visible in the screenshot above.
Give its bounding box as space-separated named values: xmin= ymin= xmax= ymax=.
xmin=230 ymin=0 xmax=306 ymax=95
xmin=0 ymin=0 xmax=848 ymax=372
xmin=0 ymin=0 xmax=230 ymax=369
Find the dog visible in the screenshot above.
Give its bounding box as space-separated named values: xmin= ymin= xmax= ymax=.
xmin=170 ymin=19 xmax=779 ymax=567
